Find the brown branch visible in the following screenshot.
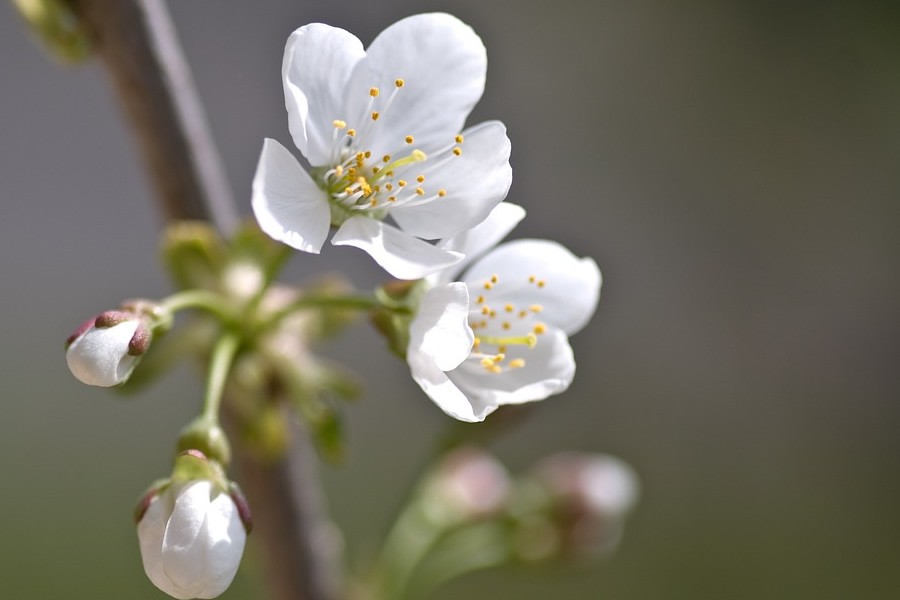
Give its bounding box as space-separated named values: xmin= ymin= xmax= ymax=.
xmin=66 ymin=1 xmax=338 ymax=598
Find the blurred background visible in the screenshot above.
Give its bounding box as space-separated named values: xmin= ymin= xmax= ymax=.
xmin=3 ymin=1 xmax=900 ymax=598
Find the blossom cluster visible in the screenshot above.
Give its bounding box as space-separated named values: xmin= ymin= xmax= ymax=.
xmin=254 ymin=12 xmax=601 ymax=422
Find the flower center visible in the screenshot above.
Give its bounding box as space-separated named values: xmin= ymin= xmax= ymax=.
xmin=466 ymin=273 xmax=549 ymax=374
xmin=319 ymin=79 xmax=464 ymax=224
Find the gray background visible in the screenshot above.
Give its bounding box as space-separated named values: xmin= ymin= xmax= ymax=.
xmin=2 ymin=1 xmax=899 ymax=598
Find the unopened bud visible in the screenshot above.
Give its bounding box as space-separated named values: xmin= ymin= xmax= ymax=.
xmin=423 ymin=447 xmax=510 ymax=524
xmin=532 ymin=453 xmax=639 ymax=558
xmin=136 ymin=452 xmax=250 ymax=599
xmin=176 ymin=418 xmax=232 ymax=467
xmin=66 ymin=312 xmax=149 ymax=386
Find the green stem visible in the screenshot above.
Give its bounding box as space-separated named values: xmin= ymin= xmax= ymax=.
xmin=202 ymin=332 xmax=241 ymax=423
xmin=372 ymin=501 xmax=444 ymax=600
xmin=264 ymin=293 xmax=407 ymax=330
xmin=160 ymin=289 xmax=234 ymax=321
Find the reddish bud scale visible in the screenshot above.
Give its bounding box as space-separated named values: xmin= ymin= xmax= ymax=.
xmin=94 ymin=310 xmax=133 ymax=328
xmin=128 ymin=324 xmax=152 ymax=356
xmin=65 ymin=317 xmax=96 ymax=348
xmin=134 ymin=485 xmax=163 ymax=524
xmin=229 ymin=482 xmax=253 ymax=533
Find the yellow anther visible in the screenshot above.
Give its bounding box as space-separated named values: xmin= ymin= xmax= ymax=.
xmin=385 ymin=170 xmax=394 ymax=177
xmin=405 ymin=135 xmax=414 ymax=144
xmin=372 ymin=167 xmax=381 ymax=174
xmin=356 ymin=176 xmax=367 ymax=184
xmin=416 ymin=175 xmax=425 ymax=183
xmin=480 ymin=357 xmax=495 ymax=369
xmin=484 ymin=281 xmax=493 ymax=290
xmin=370 ymin=87 xmax=380 ymax=97
xmin=498 ymin=345 xmax=507 ymax=353
xmin=415 ymin=187 xmax=425 ymax=196
xmin=344 ymin=187 xmax=353 ymax=195
xmin=528 ymin=275 xmax=536 ymax=283
xmin=411 ymin=149 xmax=427 ymax=161
xmin=385 ymin=183 xmax=393 ymax=191
xmin=490 ymin=275 xmax=499 ymax=284
xmin=480 ymin=320 xmax=488 ymax=328
xmin=526 ymin=333 xmax=538 ymax=347
xmin=334 ymin=165 xmax=344 ymax=177
xmin=364 ymin=151 xmax=372 ymax=158
xmin=452 ymin=147 xmax=462 ymax=156
xmin=489 ymin=309 xmax=497 ymax=317
xmin=504 ymin=304 xmax=514 ymax=313
xmin=493 ymin=354 xmax=505 ymax=363
xmin=395 ymin=79 xmax=405 ymax=88
xmin=533 ymin=323 xmax=547 ymax=335
xmin=388 ymin=196 xmax=397 ymax=202
xmin=509 ymin=359 xmax=526 ymax=369
xmin=473 ymin=337 xmax=481 ymax=348
xmin=370 ymin=199 xmax=378 ymax=207
xmin=537 ymin=280 xmax=546 ymax=288
xmin=383 ymin=154 xmax=391 ymax=163
xmin=438 ymin=189 xmax=447 ymax=197
xmin=347 ymin=129 xmax=356 ymax=137
xmin=488 ymin=364 xmax=502 ymax=374
xmin=398 ymin=180 xmax=407 ymax=187
xmin=476 ymin=295 xmax=485 ymax=304
xmin=333 ymin=120 xmax=346 ymax=129
xmin=530 ymin=304 xmax=544 ymax=313
xmin=371 ymin=111 xmax=380 ymax=120
xmin=519 ymin=310 xmax=528 ymax=318
xmin=481 ymin=306 xmax=491 ymax=316
xmin=502 ymin=322 xmax=511 ymax=330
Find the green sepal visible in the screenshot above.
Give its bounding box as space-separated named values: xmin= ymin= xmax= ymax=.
xmin=14 ymin=0 xmax=91 ymax=64
xmin=171 ymin=449 xmax=227 ymax=490
xmin=176 ymin=417 xmax=232 ymax=467
xmin=308 ymin=405 xmax=345 ymax=465
xmin=161 ymin=221 xmax=229 ymax=291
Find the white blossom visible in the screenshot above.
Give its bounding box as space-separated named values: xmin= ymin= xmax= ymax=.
xmin=407 ymin=205 xmax=601 ymax=421
xmin=252 ymin=13 xmax=512 ymax=279
xmin=137 ymin=480 xmax=248 ymax=599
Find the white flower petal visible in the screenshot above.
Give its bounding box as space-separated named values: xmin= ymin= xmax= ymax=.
xmin=464 ymin=240 xmax=601 ymax=335
xmin=193 ymin=494 xmax=246 ymax=599
xmin=408 ymin=349 xmax=498 ymax=422
xmin=138 ymin=496 xmax=174 ymax=598
xmin=283 ymin=24 xmax=366 ymax=165
xmin=431 ymin=202 xmax=526 ymax=285
xmin=409 ymin=283 xmax=474 ymax=371
xmin=331 ymin=216 xmax=462 ymax=279
xmin=252 ymin=138 xmax=332 ymax=254
xmin=390 ymin=121 xmax=512 ymax=240
xmin=66 ymin=321 xmax=140 ymax=387
xmin=449 ymin=328 xmax=575 ymax=407
xmin=344 ymin=13 xmax=487 ymax=159
xmin=161 ymin=482 xmax=213 ymax=596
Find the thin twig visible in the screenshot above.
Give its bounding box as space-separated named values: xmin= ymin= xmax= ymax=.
xmin=66 ymin=1 xmax=337 ymax=598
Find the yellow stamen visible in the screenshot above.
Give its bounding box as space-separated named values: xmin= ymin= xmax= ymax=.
xmin=395 ymin=79 xmax=405 ymax=88
xmin=415 ymin=187 xmax=425 ymax=196
xmin=416 ymin=175 xmax=425 ymax=183
xmin=383 ymin=154 xmax=391 ymax=163
xmin=476 ymin=295 xmax=485 ymax=304
xmin=438 ymin=189 xmax=447 ymax=197
xmin=371 ymin=111 xmax=380 ymax=120
xmin=333 ymin=120 xmax=346 ymax=129
xmin=347 ymin=129 xmax=356 ymax=137
xmin=455 ymin=134 xmax=464 ymax=143
xmin=530 ymin=304 xmax=544 ymax=313
xmin=405 ymin=135 xmax=414 ymax=144
xmin=452 ymin=147 xmax=462 ymax=156
xmin=398 ymin=180 xmax=407 ymax=187
xmin=533 ymin=323 xmax=547 ymax=335
xmin=370 ymin=87 xmax=380 ymax=97
xmin=504 ymin=304 xmax=514 ymax=313
xmin=502 ymin=322 xmax=511 ymax=330
xmin=509 ymin=359 xmax=526 ymax=369
xmin=473 ymin=337 xmax=481 ymax=349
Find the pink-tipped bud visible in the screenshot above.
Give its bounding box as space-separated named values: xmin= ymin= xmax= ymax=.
xmin=424 ymin=447 xmax=511 ymax=523
xmin=533 ymin=453 xmax=639 ymax=557
xmin=65 ymin=309 xmax=154 ymax=387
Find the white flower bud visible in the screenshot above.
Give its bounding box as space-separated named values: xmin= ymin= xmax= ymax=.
xmin=428 ymin=447 xmax=510 ymax=521
xmin=137 ymin=479 xmax=248 ymax=599
xmin=66 ymin=310 xmax=150 ymax=386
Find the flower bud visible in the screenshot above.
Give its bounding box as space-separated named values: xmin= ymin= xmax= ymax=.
xmin=422 ymin=447 xmax=511 ymax=524
xmin=532 ymin=453 xmax=639 ymax=557
xmin=65 ymin=309 xmax=153 ymax=387
xmin=136 ymin=451 xmax=250 ymax=599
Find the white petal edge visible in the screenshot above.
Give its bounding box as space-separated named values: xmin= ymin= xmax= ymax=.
xmin=408 ymin=283 xmax=474 ymax=371
xmin=283 ymin=24 xmax=366 ymax=165
xmin=464 ymin=239 xmax=601 ymax=335
xmin=390 ymin=121 xmax=512 ymax=240
xmin=331 ymin=216 xmax=463 ymax=280
xmin=343 ymin=13 xmax=487 ymax=160
xmin=408 ymin=349 xmax=499 ymax=422
xmin=252 ymin=138 xmax=332 ymax=254
xmin=431 ymin=202 xmax=526 ymax=285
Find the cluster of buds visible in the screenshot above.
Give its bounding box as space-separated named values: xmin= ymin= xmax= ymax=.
xmin=135 ymin=450 xmax=251 ymax=599
xmin=65 ymin=300 xmax=166 ymax=387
